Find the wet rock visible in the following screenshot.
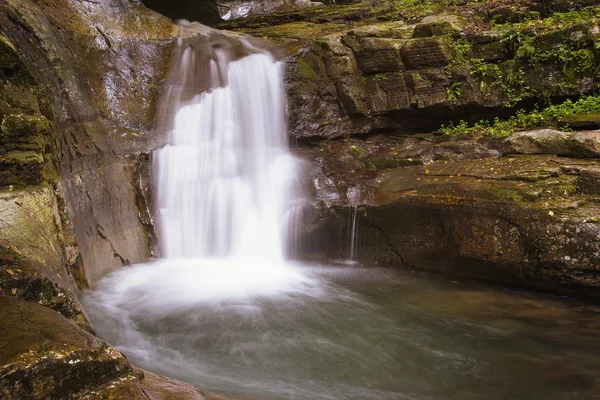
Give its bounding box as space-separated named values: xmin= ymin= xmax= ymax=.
xmin=223 ymin=2 xmax=600 ymax=139
xmin=0 ymin=295 xmax=220 ymax=399
xmin=0 ymin=185 xmax=90 ymax=328
xmin=297 ymin=137 xmax=600 ymax=300
xmin=504 ymin=129 xmax=600 ymax=158
xmin=0 ymin=295 xmax=135 ymax=399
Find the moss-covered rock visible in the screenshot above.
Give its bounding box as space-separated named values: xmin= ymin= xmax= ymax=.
xmin=0 ymin=295 xmax=133 ymax=399
xmin=559 ymin=113 xmax=600 ymax=130
xmin=504 ymin=129 xmax=600 ymax=158
xmin=296 ymin=131 xmax=600 ymax=299
xmin=223 ymin=1 xmax=600 ymax=139
xmin=0 ymin=295 xmax=220 ymax=399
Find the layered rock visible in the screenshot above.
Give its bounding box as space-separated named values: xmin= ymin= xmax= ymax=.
xmin=220 ymin=0 xmax=600 ymax=139
xmin=295 ymin=130 xmax=600 ymax=299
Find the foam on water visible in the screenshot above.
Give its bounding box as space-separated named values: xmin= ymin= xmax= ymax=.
xmin=127 ymin=30 xmax=313 ymax=301
xmin=154 ymin=51 xmax=297 ymax=263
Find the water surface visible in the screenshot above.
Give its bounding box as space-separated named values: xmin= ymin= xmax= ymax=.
xmin=84 ymin=262 xmax=600 ymax=400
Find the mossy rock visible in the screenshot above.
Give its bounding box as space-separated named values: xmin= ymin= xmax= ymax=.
xmin=1 ymin=114 xmax=51 ymax=139
xmin=0 ymin=35 xmax=21 ymax=72
xmin=558 ymin=113 xmax=600 ymax=130
xmin=0 ymin=295 xmax=135 ymax=399
xmin=0 ymin=151 xmax=44 ymax=186
xmin=400 ymin=37 xmax=451 ymax=69
xmin=413 ymin=14 xmax=463 ymax=38
xmin=0 ymin=266 xmax=90 ymax=331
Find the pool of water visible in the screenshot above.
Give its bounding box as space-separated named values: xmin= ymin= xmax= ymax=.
xmin=83 ymin=261 xmax=600 ymax=400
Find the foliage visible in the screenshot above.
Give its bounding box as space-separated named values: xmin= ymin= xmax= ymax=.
xmin=440 ymin=95 xmax=600 ymax=137
xmin=491 ymin=6 xmax=600 ymax=31
xmin=445 ymin=82 xmax=462 ymax=106
xmin=348 ymin=146 xmax=366 ymax=159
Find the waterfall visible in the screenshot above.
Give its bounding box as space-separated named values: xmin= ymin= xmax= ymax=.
xmin=349 ymin=205 xmax=358 ymax=261
xmin=154 ymin=29 xmax=300 ymax=265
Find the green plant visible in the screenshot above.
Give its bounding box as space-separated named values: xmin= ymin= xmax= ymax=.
xmin=445 ymin=82 xmax=462 ymax=106
xmin=348 ymin=146 xmax=365 ymax=159
xmin=469 ymin=58 xmax=487 ymax=78
xmin=445 ymin=38 xmax=472 ymax=76
xmin=440 ymin=94 xmax=600 ymax=137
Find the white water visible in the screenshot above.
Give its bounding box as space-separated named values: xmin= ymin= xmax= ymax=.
xmin=155 ymin=51 xmax=298 ymax=262
xmin=142 ymin=34 xmax=312 ymax=300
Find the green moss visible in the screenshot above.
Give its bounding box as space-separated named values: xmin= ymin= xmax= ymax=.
xmin=297 ymin=57 xmax=319 ymax=80
xmin=1 ymin=114 xmax=51 ymax=138
xmin=348 ymin=146 xmax=366 ymax=159
xmin=441 ymin=94 xmax=600 ymax=137
xmin=0 ymin=35 xmax=20 ymax=71
xmin=445 ymin=37 xmax=472 ymax=76
xmin=370 ymin=157 xmax=401 ymax=169
xmin=492 ymin=6 xmax=600 ymax=32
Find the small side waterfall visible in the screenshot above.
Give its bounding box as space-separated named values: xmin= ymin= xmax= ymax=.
xmin=154 ymin=29 xmax=300 ymax=264
xmin=348 ymin=205 xmax=359 ymax=261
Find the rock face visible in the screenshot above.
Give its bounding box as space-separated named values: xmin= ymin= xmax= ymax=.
xmin=295 ymin=131 xmax=600 ymax=300
xmin=1 ymin=0 xmax=176 ymax=284
xmin=139 ymin=0 xmax=323 ymax=24
xmin=218 ymin=0 xmax=322 ymax=20
xmin=220 ymin=1 xmax=600 ymax=139
xmin=285 ymin=18 xmax=598 ymax=139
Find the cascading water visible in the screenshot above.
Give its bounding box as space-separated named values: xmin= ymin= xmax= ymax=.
xmin=130 ymin=24 xmax=313 ymax=297
xmin=348 ymin=205 xmax=359 ymax=262
xmin=154 ymin=50 xmax=294 ymax=262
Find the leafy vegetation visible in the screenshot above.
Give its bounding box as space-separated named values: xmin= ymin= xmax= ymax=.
xmin=441 ymin=95 xmax=600 ymax=137
xmin=491 ymin=7 xmax=600 ymax=32
xmin=445 ymin=82 xmax=462 ymax=106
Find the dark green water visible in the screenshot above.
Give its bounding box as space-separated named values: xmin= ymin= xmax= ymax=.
xmin=83 ymin=262 xmax=600 ymax=400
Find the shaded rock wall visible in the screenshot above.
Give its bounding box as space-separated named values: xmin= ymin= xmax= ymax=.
xmin=295 ymin=132 xmax=600 ymax=300
xmin=0 ymin=0 xmax=176 ymax=284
